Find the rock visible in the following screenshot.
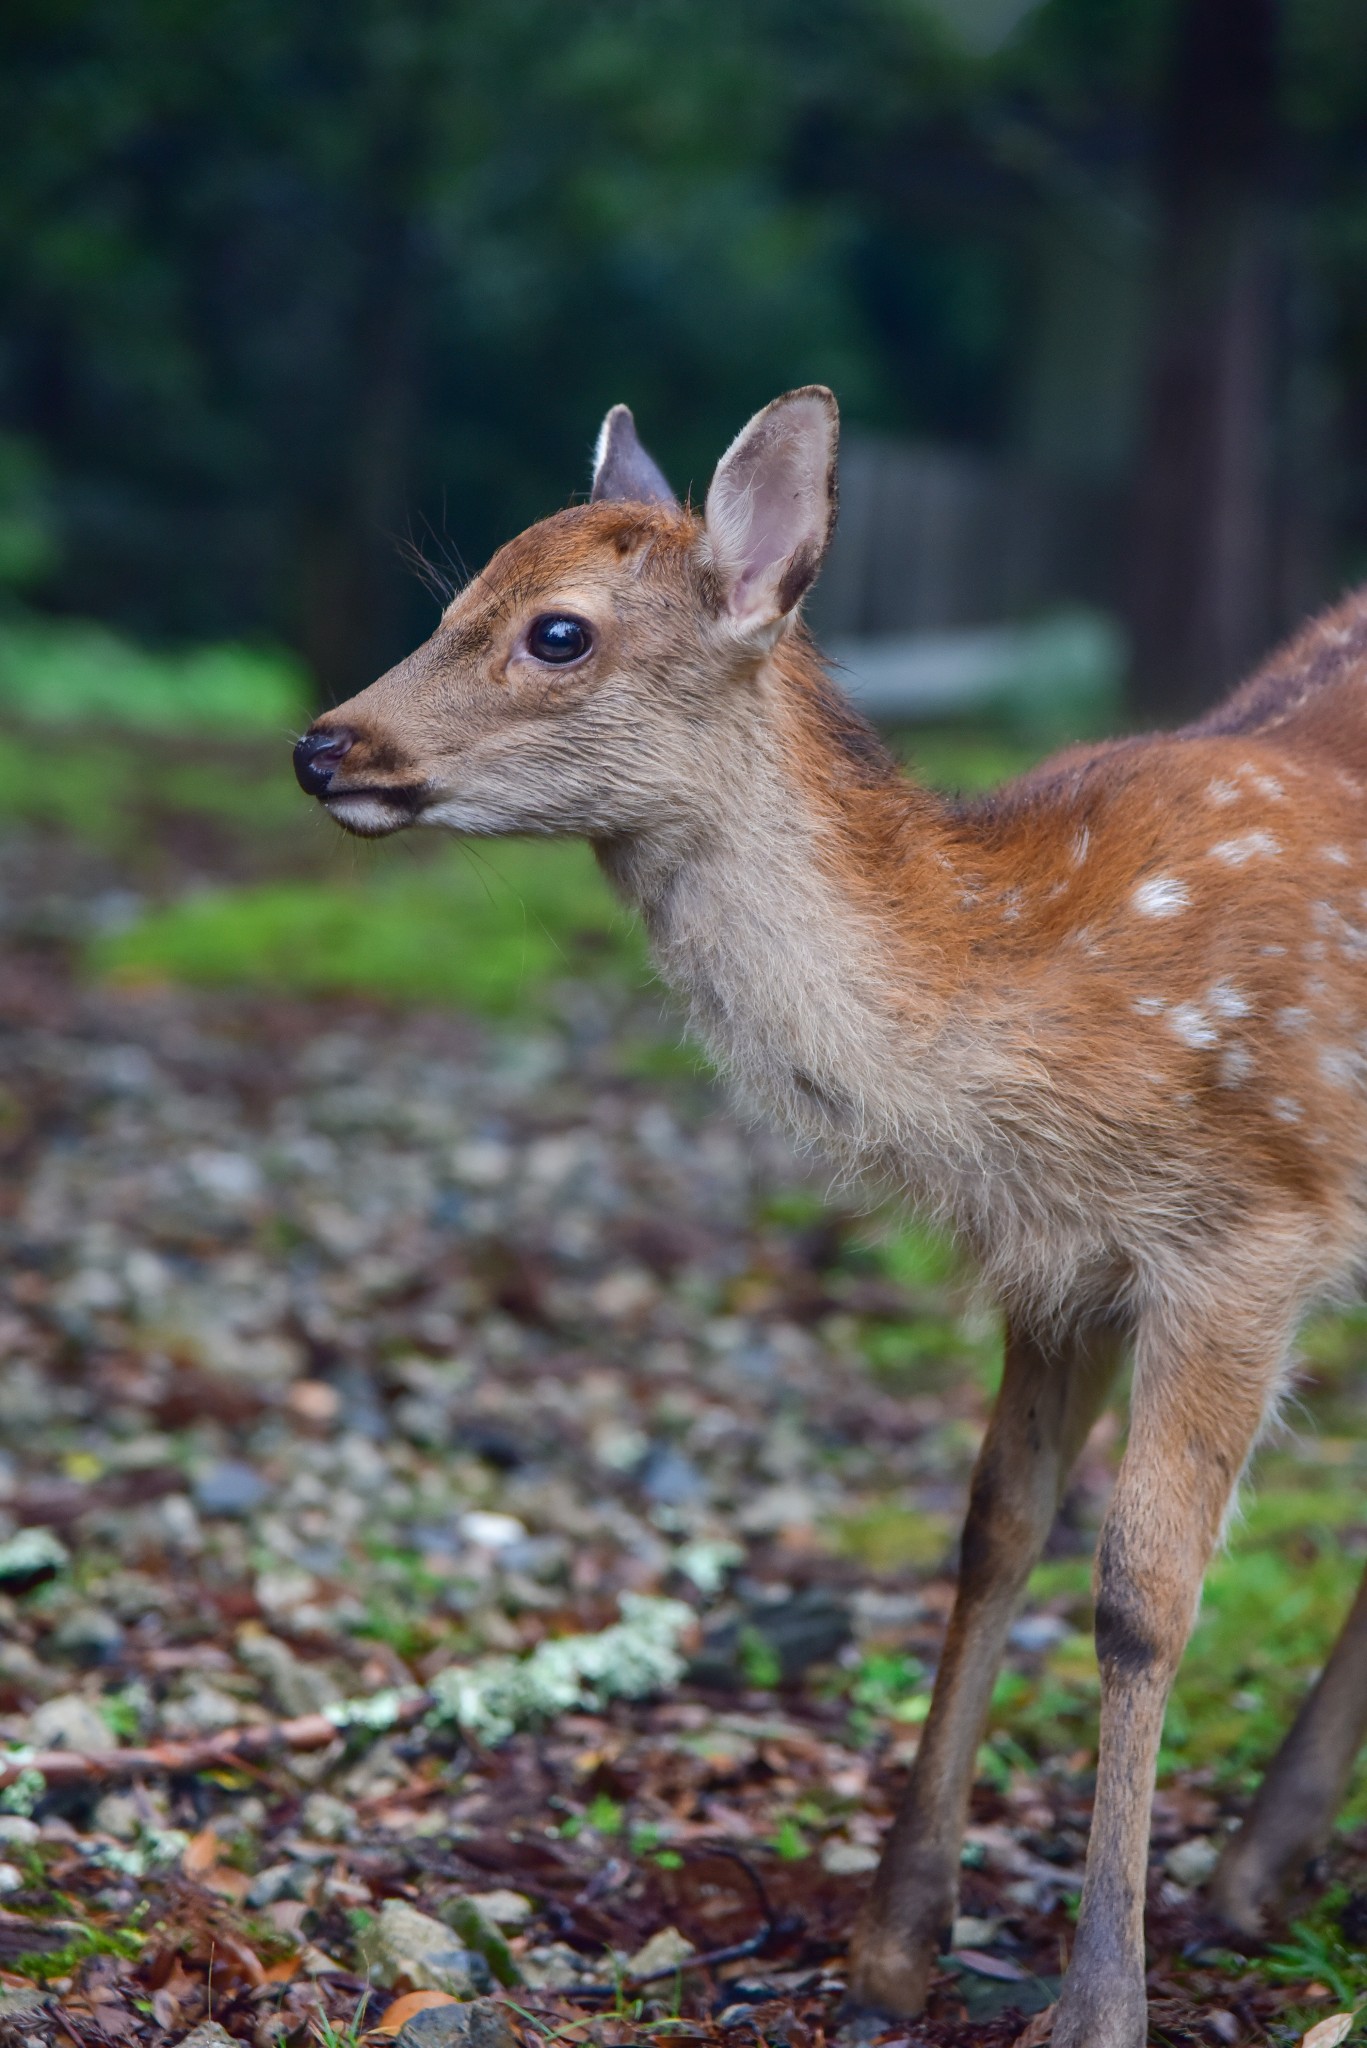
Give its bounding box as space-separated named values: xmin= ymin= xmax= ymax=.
xmin=161 ymin=1682 xmax=245 ymax=1737
xmin=28 ymin=1691 xmax=112 ymax=1754
xmin=0 ymin=1818 xmax=39 ymax=1848
xmin=393 ymin=2001 xmax=519 ymax=2048
xmin=50 ymin=1604 xmax=125 ymax=1667
xmin=365 ymin=1900 xmax=492 ymax=1996
xmin=637 ymin=1444 xmax=708 ymax=1506
xmin=300 ymin=1792 xmax=355 ymax=1843
xmin=0 ymin=1989 xmax=47 ymax=2024
xmin=177 ymin=2024 xmax=241 ymax=2048
xmin=0 ymin=1529 xmax=68 ymax=1594
xmin=246 ymin=1862 xmax=312 ymax=1908
xmin=1008 ymin=1613 xmax=1069 ymax=1654
xmin=193 ymin=1460 xmax=268 ymax=1518
xmin=952 ymin=1915 xmax=1002 ymax=1949
xmin=1164 ymin=1836 xmax=1220 ymax=1888
xmin=0 ymin=1865 xmax=23 ymax=1895
xmin=463 ymin=1890 xmax=532 ymax=1930
xmin=458 ymin=1512 xmax=526 ymax=1551
xmin=820 ymin=1839 xmax=879 ymax=1876
xmin=626 ymin=1926 xmax=695 ymax=1977
xmin=689 ymin=1588 xmax=851 ymax=1689
xmin=236 ymin=1631 xmax=337 ymax=1718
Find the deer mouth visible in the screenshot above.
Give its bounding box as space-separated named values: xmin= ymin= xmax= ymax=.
xmin=322 ymin=785 xmax=425 ymax=837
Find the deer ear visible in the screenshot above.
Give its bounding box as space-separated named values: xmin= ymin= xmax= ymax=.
xmin=704 ymin=386 xmax=838 ymax=635
xmin=590 ymin=405 xmax=677 ymax=506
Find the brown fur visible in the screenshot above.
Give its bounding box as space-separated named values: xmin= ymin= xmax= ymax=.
xmin=297 ymin=395 xmax=1367 ymax=2048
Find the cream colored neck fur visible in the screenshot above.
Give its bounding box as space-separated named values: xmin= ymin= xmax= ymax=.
xmin=595 ymin=648 xmax=1139 ymax=1316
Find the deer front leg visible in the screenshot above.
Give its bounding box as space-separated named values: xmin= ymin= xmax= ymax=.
xmin=848 ymin=1316 xmax=1120 ymax=2017
xmin=1211 ymin=1558 xmax=1367 ymax=1934
xmin=1052 ymin=1304 xmax=1287 ymax=2048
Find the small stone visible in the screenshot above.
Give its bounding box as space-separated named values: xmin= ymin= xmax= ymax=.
xmin=364 ymin=1900 xmax=492 ymax=1996
xmin=161 ymin=1682 xmax=245 ymax=1737
xmin=0 ymin=1529 xmax=68 ymax=1592
xmin=0 ymin=1990 xmax=47 ymax=2022
xmin=0 ymin=1864 xmax=23 ymax=1895
xmin=1164 ymin=1836 xmax=1220 ymax=1889
xmin=464 ymin=1890 xmax=533 ymax=1930
xmin=1007 ymin=1613 xmax=1068 ymax=1654
xmin=0 ymin=1818 xmax=39 ymax=1848
xmin=393 ymin=2001 xmax=519 ymax=2048
xmin=458 ymin=1512 xmax=526 ymax=1551
xmin=50 ymin=1605 xmax=124 ymax=1667
xmin=300 ymin=1792 xmax=355 ymax=1843
xmin=627 ymin=1926 xmax=695 ymax=1977
xmin=637 ymin=1445 xmax=708 ymax=1507
xmin=246 ymin=1863 xmax=310 ymax=1908
xmin=28 ymin=1692 xmax=112 ymax=1755
xmin=193 ymin=1460 xmax=268 ymax=1518
xmin=236 ymin=1630 xmax=337 ymax=1719
xmin=92 ymin=1792 xmax=144 ymax=1842
xmin=952 ymin=1915 xmax=1001 ymax=1949
xmin=820 ymin=1839 xmax=879 ymax=1877
xmin=177 ymin=2024 xmax=241 ymax=2048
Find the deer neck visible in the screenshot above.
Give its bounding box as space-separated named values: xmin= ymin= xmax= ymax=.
xmin=596 ymin=635 xmax=968 ymax=1165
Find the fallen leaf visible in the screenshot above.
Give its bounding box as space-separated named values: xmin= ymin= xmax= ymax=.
xmin=183 ymin=1824 xmax=219 ymax=1877
xmin=954 ymin=1950 xmax=1029 ymax=1982
xmin=1301 ymin=2017 xmax=1356 ymax=2048
xmin=1014 ymin=2007 xmax=1055 ymax=2048
xmin=373 ymin=1991 xmax=459 ymax=2036
xmin=262 ymin=1958 xmax=300 ymax=1985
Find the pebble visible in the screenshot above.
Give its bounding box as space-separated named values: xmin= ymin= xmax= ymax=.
xmin=1164 ymin=1836 xmax=1220 ymax=1888
xmin=194 ymin=1459 xmax=269 ymax=1518
xmin=393 ymin=2002 xmax=519 ymax=2048
xmin=820 ymin=1839 xmax=879 ymax=1876
xmin=463 ymin=1890 xmax=533 ymax=1929
xmin=177 ymin=2025 xmax=241 ymax=2048
xmin=0 ymin=1817 xmax=39 ymax=1847
xmin=28 ymin=1692 xmax=112 ymax=1755
xmin=0 ymin=1864 xmax=24 ymax=1895
xmin=365 ymin=1900 xmax=492 ymax=1996
xmin=626 ymin=1925 xmax=695 ymax=1976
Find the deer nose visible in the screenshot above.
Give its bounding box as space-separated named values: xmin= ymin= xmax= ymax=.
xmin=293 ymin=727 xmax=356 ymax=796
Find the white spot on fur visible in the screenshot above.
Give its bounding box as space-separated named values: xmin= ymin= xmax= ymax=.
xmin=1276 ymin=1006 xmax=1310 ymax=1034
xmin=1206 ymin=777 xmax=1239 ymax=806
xmin=1133 ymin=876 xmax=1189 ymax=918
xmin=1258 ymin=943 xmax=1287 ymax=957
xmin=1218 ymin=1045 xmax=1254 ymax=1088
xmin=1247 ymin=772 xmax=1285 ymax=800
xmin=1209 ymin=832 xmax=1281 ymax=864
xmin=1319 ymin=845 xmax=1350 ymax=865
xmin=1319 ymin=1046 xmax=1361 ymax=1088
xmin=1133 ymin=995 xmax=1166 ymax=1017
xmin=1207 ymin=981 xmax=1250 ymax=1019
xmin=1070 ymin=826 xmax=1090 ymax=865
xmin=1167 ymin=1004 xmax=1219 ymax=1050
xmin=1271 ymin=1095 xmax=1303 ymax=1124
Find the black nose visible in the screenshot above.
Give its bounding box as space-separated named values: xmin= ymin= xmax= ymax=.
xmin=293 ymin=726 xmax=356 ymax=796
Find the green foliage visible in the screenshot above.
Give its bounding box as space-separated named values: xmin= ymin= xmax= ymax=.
xmin=12 ymin=1921 xmax=145 ymax=1983
xmin=0 ymin=616 xmax=309 ymax=734
xmin=91 ymin=839 xmax=649 ymax=1015
xmin=1265 ymin=1888 xmax=1367 ymax=2010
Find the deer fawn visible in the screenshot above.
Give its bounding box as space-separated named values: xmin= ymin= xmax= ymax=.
xmin=294 ymin=389 xmax=1367 ymax=2047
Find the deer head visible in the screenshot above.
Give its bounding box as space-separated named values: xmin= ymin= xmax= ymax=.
xmin=292 ymin=388 xmax=839 ymax=843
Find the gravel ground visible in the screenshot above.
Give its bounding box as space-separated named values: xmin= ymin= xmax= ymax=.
xmin=0 ymin=824 xmax=1360 ymax=2048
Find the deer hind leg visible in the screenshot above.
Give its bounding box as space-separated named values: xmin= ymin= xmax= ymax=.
xmin=1051 ymin=1291 xmax=1295 ymax=2048
xmin=848 ymin=1313 xmax=1122 ymax=2018
xmin=1211 ymin=1558 xmax=1367 ymax=1935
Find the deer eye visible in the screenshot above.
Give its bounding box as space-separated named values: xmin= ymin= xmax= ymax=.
xmin=527 ymin=614 xmax=592 ymax=665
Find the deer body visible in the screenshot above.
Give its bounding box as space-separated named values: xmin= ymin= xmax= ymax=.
xmin=294 ymin=391 xmax=1367 ymax=2048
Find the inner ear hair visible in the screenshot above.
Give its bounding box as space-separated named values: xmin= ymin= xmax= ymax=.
xmin=704 ymin=385 xmax=839 ymax=632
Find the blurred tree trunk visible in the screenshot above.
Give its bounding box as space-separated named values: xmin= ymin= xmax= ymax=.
xmin=296 ymin=210 xmax=418 ymax=707
xmin=1126 ymin=0 xmax=1282 ymax=725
